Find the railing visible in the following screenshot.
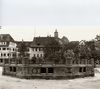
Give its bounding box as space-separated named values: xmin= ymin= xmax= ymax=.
xmin=3 ymin=58 xmax=94 ymax=66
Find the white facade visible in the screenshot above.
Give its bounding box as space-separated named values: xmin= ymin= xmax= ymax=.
xmin=0 ymin=42 xmax=17 ymax=59
xmin=28 ymin=47 xmax=44 ymax=59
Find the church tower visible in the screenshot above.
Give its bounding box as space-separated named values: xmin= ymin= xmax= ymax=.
xmin=54 ymin=29 xmax=58 ymax=38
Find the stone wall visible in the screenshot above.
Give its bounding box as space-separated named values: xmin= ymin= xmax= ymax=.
xmin=2 ymin=64 xmax=94 ymax=79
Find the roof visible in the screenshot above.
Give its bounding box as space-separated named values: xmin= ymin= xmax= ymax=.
xmin=16 ymin=41 xmax=33 ymax=48
xmin=30 ymin=44 xmax=45 ymax=48
xmin=0 ymin=34 xmax=14 ymax=42
xmin=33 ymin=37 xmax=60 ymax=46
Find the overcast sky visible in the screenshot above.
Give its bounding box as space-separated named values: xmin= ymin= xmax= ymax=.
xmin=0 ymin=0 xmax=100 ymax=41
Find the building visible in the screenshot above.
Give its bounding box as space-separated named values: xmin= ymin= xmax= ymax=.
xmin=2 ymin=30 xmax=63 ymax=60
xmin=27 ymin=30 xmax=69 ymax=59
xmin=28 ymin=45 xmax=44 ymax=59
xmin=2 ymin=46 xmax=94 ymax=79
xmin=0 ymin=31 xmax=94 ymax=79
xmin=23 ymin=30 xmax=68 ymax=59
xmin=27 ymin=36 xmax=61 ymax=59
xmin=2 ymin=35 xmax=94 ymax=79
xmin=0 ymin=34 xmax=17 ymax=65
xmin=54 ymin=29 xmax=58 ymax=38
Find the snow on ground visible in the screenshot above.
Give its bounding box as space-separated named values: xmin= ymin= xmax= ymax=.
xmin=0 ymin=67 xmax=100 ymax=89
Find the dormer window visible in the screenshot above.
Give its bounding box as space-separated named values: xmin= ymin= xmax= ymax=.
xmin=37 ymin=43 xmax=40 ymax=45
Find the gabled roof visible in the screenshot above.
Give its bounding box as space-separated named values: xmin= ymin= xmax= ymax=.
xmin=33 ymin=37 xmax=59 ymax=46
xmin=0 ymin=34 xmax=14 ymax=42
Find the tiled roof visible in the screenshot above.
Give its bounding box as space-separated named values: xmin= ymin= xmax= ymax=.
xmin=33 ymin=37 xmax=59 ymax=46
xmin=0 ymin=34 xmax=14 ymax=42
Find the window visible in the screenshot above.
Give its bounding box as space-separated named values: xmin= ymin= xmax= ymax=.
xmin=1 ymin=53 xmax=3 ymax=57
xmin=7 ymin=53 xmax=9 ymax=56
xmin=48 ymin=68 xmax=54 ymax=73
xmin=3 ymin=48 xmax=6 ymax=50
xmin=83 ymin=67 xmax=86 ymax=72
xmin=7 ymin=48 xmax=9 ymax=50
xmin=35 ymin=48 xmax=37 ymax=51
xmin=4 ymin=53 xmax=6 ymax=56
xmin=67 ymin=68 xmax=72 ymax=73
xmin=13 ymin=48 xmax=15 ymax=51
xmin=33 ymin=54 xmax=36 ymax=57
xmin=41 ymin=68 xmax=46 ymax=73
xmin=4 ymin=42 xmax=6 ymax=45
xmin=8 ymin=53 xmax=11 ymax=57
xmin=79 ymin=67 xmax=82 ymax=72
xmin=13 ymin=67 xmax=16 ymax=72
xmin=5 ymin=59 xmax=9 ymax=64
xmin=0 ymin=59 xmax=3 ymax=63
xmin=10 ymin=67 xmax=16 ymax=72
xmin=39 ymin=48 xmax=41 ymax=51
xmin=0 ymin=48 xmax=1 ymax=50
xmin=41 ymin=54 xmax=42 ymax=57
xmin=12 ymin=53 xmax=16 ymax=57
xmin=37 ymin=54 xmax=39 ymax=57
xmin=10 ymin=67 xmax=12 ymax=71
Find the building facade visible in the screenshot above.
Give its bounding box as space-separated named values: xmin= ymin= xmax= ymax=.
xmin=0 ymin=34 xmax=17 ymax=65
xmin=28 ymin=45 xmax=44 ymax=59
xmin=27 ymin=30 xmax=69 ymax=59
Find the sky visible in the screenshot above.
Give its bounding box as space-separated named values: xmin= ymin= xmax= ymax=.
xmin=0 ymin=0 xmax=100 ymax=41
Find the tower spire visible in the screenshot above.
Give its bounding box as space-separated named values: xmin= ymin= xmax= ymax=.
xmin=54 ymin=29 xmax=58 ymax=38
